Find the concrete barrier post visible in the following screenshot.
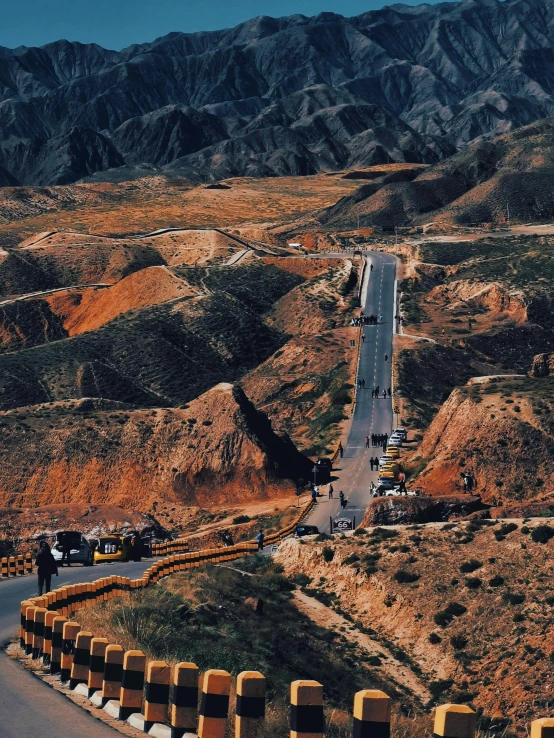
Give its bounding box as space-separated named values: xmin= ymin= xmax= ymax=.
xmin=8 ymin=556 xmax=16 ymax=577
xmin=16 ymin=555 xmax=25 ymax=576
xmin=119 ymin=650 xmax=146 ymax=720
xmin=531 ymin=718 xmax=554 ymax=738
xmin=236 ymin=671 xmax=266 ymax=738
xmin=60 ymin=621 xmax=80 ymax=682
xmin=25 ymin=553 xmax=33 ymax=574
xmin=1 ymin=557 xmax=8 ymax=578
xmin=32 ymin=607 xmax=48 ymax=659
xmin=70 ymin=630 xmax=93 ymax=689
xmin=170 ymin=662 xmax=199 ymax=738
xmin=19 ymin=600 xmax=32 ymax=647
xmin=24 ymin=605 xmax=37 ymax=655
xmin=143 ymin=660 xmax=171 ymax=727
xmin=87 ymin=637 xmax=109 ymax=697
xmin=101 ymin=644 xmax=124 ymax=706
xmin=50 ymin=616 xmax=67 ymax=673
xmin=43 ymin=611 xmax=58 ymax=664
xmin=198 ymin=669 xmax=231 ymax=738
xmin=290 ymin=680 xmax=324 ymax=738
xmin=434 ymin=705 xmax=476 ymax=738
xmin=353 ymin=690 xmax=391 ymax=738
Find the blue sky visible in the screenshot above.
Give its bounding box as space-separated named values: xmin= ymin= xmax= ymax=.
xmin=1 ymin=0 xmax=443 ymax=50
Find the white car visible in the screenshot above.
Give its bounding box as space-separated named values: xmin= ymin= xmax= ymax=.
xmin=52 ymin=530 xmax=94 ymax=566
xmin=393 ymin=428 xmax=408 ymax=440
xmin=379 ymin=455 xmax=396 ymax=467
xmin=388 ymin=437 xmax=403 ymax=447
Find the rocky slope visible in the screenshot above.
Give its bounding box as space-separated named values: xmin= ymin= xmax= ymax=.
xmin=0 ymin=387 xmax=311 ymax=511
xmin=275 ymin=521 xmax=554 ymax=733
xmin=5 ymin=0 xmax=554 ymax=183
xmin=319 ymin=119 xmax=554 ymax=227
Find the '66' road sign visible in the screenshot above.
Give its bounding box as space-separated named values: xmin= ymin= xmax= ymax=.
xmin=332 ymin=517 xmax=354 ymax=532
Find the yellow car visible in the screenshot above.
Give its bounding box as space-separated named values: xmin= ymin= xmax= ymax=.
xmin=378 ymin=470 xmax=396 ymax=481
xmin=381 ymin=465 xmax=397 ymax=475
xmin=94 ymin=534 xmax=131 ymax=563
xmin=386 ymin=447 xmax=400 ymax=458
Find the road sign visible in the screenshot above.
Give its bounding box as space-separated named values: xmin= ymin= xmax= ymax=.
xmin=332 ymin=517 xmax=354 ymax=532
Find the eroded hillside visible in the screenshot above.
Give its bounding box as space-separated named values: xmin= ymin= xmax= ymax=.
xmin=275 ymin=521 xmax=554 ymax=733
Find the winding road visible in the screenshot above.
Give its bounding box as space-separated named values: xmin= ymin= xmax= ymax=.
xmin=306 ymin=251 xmax=397 ymax=532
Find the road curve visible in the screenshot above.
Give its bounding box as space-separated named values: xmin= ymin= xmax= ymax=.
xmin=306 ymin=251 xmax=396 ymax=533
xmin=0 ymin=560 xmax=153 ymax=738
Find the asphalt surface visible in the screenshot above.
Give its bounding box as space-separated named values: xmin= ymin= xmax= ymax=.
xmin=306 ymin=252 xmax=397 ymax=534
xmin=0 ymin=560 xmax=153 ymax=738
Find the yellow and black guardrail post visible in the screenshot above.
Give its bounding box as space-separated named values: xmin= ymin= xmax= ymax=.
xmin=353 ymin=690 xmax=391 ymax=738
xmin=236 ymin=671 xmax=266 ymax=738
xmin=1 ymin=556 xmax=8 ymax=578
xmin=69 ymin=630 xmax=93 ymax=689
xmin=290 ymin=680 xmax=324 ymax=738
xmin=50 ymin=615 xmax=67 ymax=674
xmin=101 ymin=644 xmax=124 ymax=706
xmin=19 ymin=600 xmax=32 ymax=647
xmin=143 ymin=660 xmax=171 ymax=728
xmin=119 ymin=650 xmax=146 ymax=720
xmin=198 ymin=669 xmax=231 ymax=738
xmin=60 ymin=621 xmax=80 ymax=682
xmin=32 ymin=607 xmax=47 ymax=659
xmin=88 ymin=637 xmax=109 ymax=697
xmin=24 ymin=604 xmax=37 ymax=655
xmin=170 ymin=661 xmax=199 ymax=738
xmin=8 ymin=556 xmax=16 ymax=577
xmin=43 ymin=610 xmax=58 ymax=665
xmin=433 ymin=704 xmax=476 ymax=738
xmin=25 ymin=552 xmax=33 ymax=574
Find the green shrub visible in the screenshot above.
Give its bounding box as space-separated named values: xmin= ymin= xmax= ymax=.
xmin=531 ymin=525 xmax=554 ymax=544
xmin=489 ymin=575 xmax=505 ymax=587
xmin=460 ymin=559 xmax=482 ymax=573
xmin=322 ymin=547 xmax=335 ymax=562
xmin=429 ymin=679 xmax=453 ymax=697
xmin=445 ymin=602 xmax=467 ymax=617
xmin=429 ymin=632 xmax=442 ymax=644
xmin=292 ymin=573 xmax=312 ymax=587
xmin=513 ymin=613 xmax=525 ymax=623
xmin=343 ymin=554 xmax=360 ymax=566
xmin=465 ymin=577 xmax=482 ymax=589
xmin=393 ymin=569 xmax=420 ymax=584
xmin=232 ymin=515 xmax=251 ymax=525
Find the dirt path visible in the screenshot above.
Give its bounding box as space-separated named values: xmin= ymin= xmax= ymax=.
xmin=292 ymin=590 xmax=431 ymax=703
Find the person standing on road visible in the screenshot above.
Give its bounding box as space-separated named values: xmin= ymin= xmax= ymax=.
xmin=362 ymin=334 xmax=365 ymax=343
xmin=35 ymin=541 xmax=58 ymax=596
xmin=329 ymin=484 xmax=334 ymax=499
xmin=61 ymin=532 xmax=72 ymax=567
xmin=365 ymin=436 xmax=370 ymax=448
xmin=131 ymin=531 xmax=142 ymax=562
xmin=384 ymin=354 xmax=388 ymax=362
xmin=382 ymin=390 xmax=387 ymax=399
xmin=311 ymin=486 xmax=318 ymax=503
xmin=387 ymin=387 xmax=392 ymax=397
xmin=370 ymin=264 xmax=374 ymax=272
xmin=370 ymin=458 xmax=374 ymax=471
xmin=398 ymin=471 xmax=407 ymax=494
xmin=256 ymin=530 xmax=265 ymax=551
xmin=339 ymin=442 xmax=343 ymax=458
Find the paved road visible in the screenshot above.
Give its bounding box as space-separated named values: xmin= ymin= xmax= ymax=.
xmin=306 ymin=252 xmax=397 ymax=533
xmin=0 ymin=560 xmax=153 ymax=738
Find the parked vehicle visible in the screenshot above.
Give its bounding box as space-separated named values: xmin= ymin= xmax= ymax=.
xmin=52 ymin=531 xmax=94 ymax=566
xmin=94 ymin=534 xmax=131 ymax=563
xmin=393 ymin=428 xmax=408 ymax=440
xmin=385 ymin=446 xmax=400 ymax=458
xmin=295 ymin=524 xmax=320 ymax=538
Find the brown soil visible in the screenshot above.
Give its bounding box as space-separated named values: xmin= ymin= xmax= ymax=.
xmin=0 ymin=386 xmax=311 ymax=511
xmin=275 ymin=521 xmax=554 ymax=733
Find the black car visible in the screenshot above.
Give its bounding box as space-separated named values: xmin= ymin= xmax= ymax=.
xmin=317 ymin=457 xmax=333 ymax=470
xmin=295 ymin=525 xmax=320 ymax=538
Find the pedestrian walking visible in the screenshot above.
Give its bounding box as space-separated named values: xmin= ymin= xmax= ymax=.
xmin=383 ymin=390 xmax=386 ymax=399
xmin=384 ymin=354 xmax=388 ymax=362
xmin=311 ymin=486 xmax=318 ymax=503
xmin=35 ymin=541 xmax=58 ymax=596
xmin=339 ymin=442 xmax=343 ymax=458
xmin=329 ymin=484 xmax=334 ymax=499
xmin=256 ymin=530 xmax=265 ymax=551
xmin=379 ymin=314 xmax=383 ymax=322
xmin=362 ymin=334 xmax=365 ymax=343
xmin=375 ymin=456 xmax=380 ymax=469
xmin=131 ymin=531 xmax=142 ymax=562
xmin=61 ymin=532 xmax=72 ymax=567
xmin=387 ymin=387 xmax=391 ymax=397
xmin=361 ymin=378 xmax=366 ymax=388
xmin=365 ymin=436 xmax=370 ymax=448
xmin=370 ymin=264 xmax=374 ymax=272
xmin=370 ymin=458 xmax=374 ymax=471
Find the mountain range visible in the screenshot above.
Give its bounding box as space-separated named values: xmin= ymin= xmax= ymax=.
xmin=3 ymin=0 xmax=554 ymax=185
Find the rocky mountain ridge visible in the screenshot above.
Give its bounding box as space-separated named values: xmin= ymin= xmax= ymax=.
xmin=4 ymin=0 xmax=554 ymax=184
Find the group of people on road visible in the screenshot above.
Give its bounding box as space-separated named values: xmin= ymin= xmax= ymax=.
xmin=357 ymin=378 xmax=366 ymax=388
xmin=350 ymin=313 xmax=383 ymax=328
xmin=371 ymin=387 xmax=391 ymax=399
xmin=311 ymin=483 xmax=347 ymax=508
xmin=369 ymin=456 xmax=382 ymax=470
xmin=371 ymin=432 xmax=389 ymax=447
